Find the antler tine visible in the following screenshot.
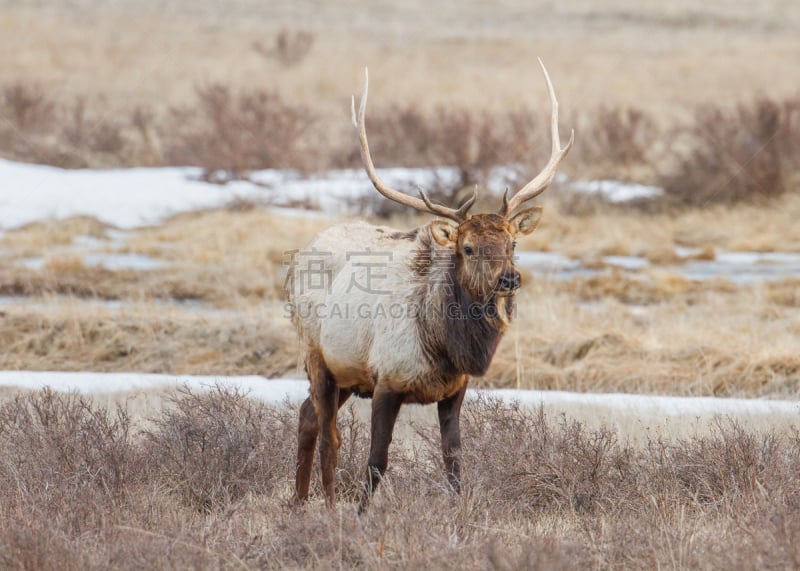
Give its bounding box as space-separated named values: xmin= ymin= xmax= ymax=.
xmin=497 ymin=187 xmax=510 ymax=215
xmin=419 ymin=185 xmax=477 ymax=221
xmin=501 ymin=58 xmax=574 ymax=217
xmin=352 ymin=68 xmax=475 ymax=223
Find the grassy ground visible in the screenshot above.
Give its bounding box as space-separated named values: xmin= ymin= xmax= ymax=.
xmin=2 ymin=199 xmax=800 ymax=398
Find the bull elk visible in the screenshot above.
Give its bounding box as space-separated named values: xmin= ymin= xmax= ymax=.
xmin=287 ymin=59 xmax=573 ymax=513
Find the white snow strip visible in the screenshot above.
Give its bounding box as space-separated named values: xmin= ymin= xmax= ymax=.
xmin=515 ymin=251 xmax=580 ymax=271
xmin=20 ymin=253 xmax=166 ymax=271
xmin=478 ymin=388 xmax=800 ymax=417
xmin=0 ymin=159 xmax=266 ymax=230
xmin=0 ymin=372 xmax=310 ymax=404
xmin=0 ymin=160 xmax=458 ymax=229
xmin=1 ymin=158 xmax=666 ymax=230
xmin=603 ymin=255 xmax=650 ymax=270
xmin=569 ymin=179 xmax=663 ymax=202
xmin=1 ymin=372 xmax=797 ymax=417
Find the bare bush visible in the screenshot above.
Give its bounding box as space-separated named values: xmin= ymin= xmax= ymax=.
xmin=1 ymin=83 xmax=55 ymax=131
xmin=331 ymin=404 xmax=371 ymax=502
xmin=0 ymin=389 xmax=798 ymax=568
xmin=61 ymin=98 xmax=127 ymax=159
xmin=164 ymin=84 xmax=317 ymax=181
xmin=574 ymin=106 xmax=660 ymax=179
xmin=129 ymin=105 xmax=163 ymax=165
xmin=660 ymin=97 xmax=800 ymax=206
xmin=0 ymin=389 xmax=135 ymax=501
xmin=0 ymin=389 xmax=137 ymax=547
xmin=336 ymin=104 xmax=547 ymax=215
xmin=143 ymin=385 xmax=295 ymax=510
xmin=648 ymin=418 xmax=794 ymax=508
xmin=253 ymin=29 xmax=315 ymax=67
xmin=2 ymin=80 xmax=800 ymax=211
xmin=458 ymin=399 xmax=633 ymax=515
xmin=0 ymin=86 xmax=140 ymax=168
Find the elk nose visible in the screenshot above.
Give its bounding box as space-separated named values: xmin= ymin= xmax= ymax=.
xmin=498 ymin=270 xmax=521 ymax=292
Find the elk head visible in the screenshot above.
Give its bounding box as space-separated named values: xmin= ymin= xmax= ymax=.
xmin=352 ymin=59 xmax=573 ymax=306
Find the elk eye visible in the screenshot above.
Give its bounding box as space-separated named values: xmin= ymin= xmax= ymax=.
xmin=512 ymin=241 xmax=517 ymax=250
xmin=464 ymin=246 xmax=474 ymax=256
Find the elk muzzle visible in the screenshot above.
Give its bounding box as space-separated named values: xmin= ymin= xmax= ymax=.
xmin=498 ymin=270 xmax=521 ymax=293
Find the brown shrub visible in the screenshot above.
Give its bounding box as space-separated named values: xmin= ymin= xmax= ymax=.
xmin=0 ymin=389 xmax=135 ymax=501
xmin=647 ymin=418 xmax=795 ymax=508
xmin=252 ymin=29 xmax=315 ymax=67
xmin=573 ymin=105 xmax=660 ymax=180
xmin=0 ymin=84 xmax=149 ymax=168
xmin=143 ymin=385 xmax=295 ymax=510
xmin=163 ymin=85 xmax=317 ymax=180
xmin=335 ymin=103 xmax=548 ymax=216
xmin=1 ymin=82 xmax=55 ymax=131
xmin=3 ymin=79 xmax=800 ymax=211
xmin=0 ymin=389 xmax=138 ymax=544
xmin=61 ymin=98 xmax=126 ymax=158
xmin=0 ymin=389 xmax=798 ymax=569
xmin=660 ymin=97 xmax=800 ymax=206
xmin=459 ymin=400 xmax=634 ymax=514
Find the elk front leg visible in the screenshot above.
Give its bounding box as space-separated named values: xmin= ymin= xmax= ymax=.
xmin=358 ymin=387 xmax=403 ymax=514
xmin=437 ymin=382 xmax=467 ymax=493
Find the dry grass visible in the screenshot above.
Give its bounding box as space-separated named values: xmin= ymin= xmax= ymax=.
xmin=2 ymin=1 xmax=798 ymax=121
xmin=0 ymin=301 xmax=298 ymax=376
xmin=0 ymin=210 xmax=321 ymax=305
xmin=3 ymin=204 xmax=800 ymax=397
xmin=490 ymin=283 xmax=800 ymax=397
xmin=528 ymin=191 xmax=800 ymax=255
xmin=0 ymin=387 xmax=799 ymax=570
xmin=5 ymin=281 xmax=800 ymax=397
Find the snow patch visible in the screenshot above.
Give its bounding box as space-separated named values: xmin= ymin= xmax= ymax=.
xmin=0 ymin=159 xmax=662 ymax=231
xmin=20 ymin=253 xmax=166 ymax=271
xmin=1 ymin=372 xmax=797 ymax=418
xmin=569 ymin=179 xmax=663 ymax=202
xmin=0 ymin=159 xmax=265 ymax=230
xmin=603 ymin=255 xmax=650 ymax=270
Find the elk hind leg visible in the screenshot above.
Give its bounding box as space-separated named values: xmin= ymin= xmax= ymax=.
xmin=304 ymin=351 xmax=353 ymax=507
xmin=294 ymin=385 xmax=352 ymax=505
xmin=317 ymin=381 xmax=349 ymax=506
xmin=293 ymin=396 xmax=318 ymax=504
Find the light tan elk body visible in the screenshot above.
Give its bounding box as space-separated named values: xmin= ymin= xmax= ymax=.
xmin=287 ymin=60 xmax=573 ymax=513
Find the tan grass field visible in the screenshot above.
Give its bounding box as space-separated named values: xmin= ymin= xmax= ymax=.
xmin=2 ymin=199 xmax=800 ymax=398
xmin=2 ymin=0 xmax=799 ymax=125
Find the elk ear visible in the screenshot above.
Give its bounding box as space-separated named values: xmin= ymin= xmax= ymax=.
xmin=509 ymin=206 xmax=543 ymax=236
xmin=429 ymin=220 xmax=458 ymax=248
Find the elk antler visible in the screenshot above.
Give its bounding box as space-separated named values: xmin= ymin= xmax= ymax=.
xmin=352 ymin=69 xmax=477 ymax=223
xmin=498 ymin=58 xmax=574 ymax=217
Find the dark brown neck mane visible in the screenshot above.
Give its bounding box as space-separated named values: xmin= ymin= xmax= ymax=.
xmin=411 ymin=230 xmax=509 ymax=378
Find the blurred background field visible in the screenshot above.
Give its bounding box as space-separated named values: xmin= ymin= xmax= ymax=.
xmin=1 ymin=0 xmax=798 ymax=204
